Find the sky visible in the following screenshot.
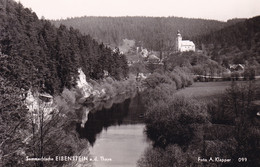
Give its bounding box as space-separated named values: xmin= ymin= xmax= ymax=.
xmin=15 ymin=0 xmax=260 ymax=21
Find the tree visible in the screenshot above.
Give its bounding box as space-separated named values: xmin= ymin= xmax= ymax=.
xmin=207 ymin=81 xmax=260 ymax=166
xmin=144 ymin=95 xmax=208 ymax=148
xmin=25 ymin=90 xmax=90 ymax=167
xmin=0 ymin=76 xmax=28 ymax=166
xmin=243 ymin=66 xmax=256 ymax=80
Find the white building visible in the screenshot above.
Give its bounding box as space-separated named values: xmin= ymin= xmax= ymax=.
xmin=176 ymin=30 xmax=195 ymax=52
xmin=141 ymin=48 xmax=149 ymax=57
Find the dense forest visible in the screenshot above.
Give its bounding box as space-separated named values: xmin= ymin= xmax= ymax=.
xmin=0 ymin=0 xmax=128 ymax=166
xmin=0 ymin=0 xmax=128 ymax=96
xmin=52 ymin=16 xmax=230 ymax=51
xmin=194 ymin=16 xmax=260 ymax=67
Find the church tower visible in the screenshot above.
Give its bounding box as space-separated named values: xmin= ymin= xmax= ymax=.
xmin=176 ymin=30 xmax=182 ymax=52
xmin=175 ymin=30 xmax=195 ymax=52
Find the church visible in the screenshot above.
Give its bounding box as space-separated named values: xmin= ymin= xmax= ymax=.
xmin=176 ymin=30 xmax=195 ymax=52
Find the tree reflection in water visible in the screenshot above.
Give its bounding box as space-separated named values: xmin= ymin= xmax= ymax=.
xmin=76 ymin=94 xmax=145 ymax=145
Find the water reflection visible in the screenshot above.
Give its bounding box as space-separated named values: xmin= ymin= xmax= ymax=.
xmin=76 ymin=94 xmax=145 ymax=145
xmin=88 ymin=124 xmax=149 ymax=167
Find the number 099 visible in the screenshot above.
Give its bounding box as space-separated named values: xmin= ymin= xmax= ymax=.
xmin=238 ymin=158 xmax=247 ymax=162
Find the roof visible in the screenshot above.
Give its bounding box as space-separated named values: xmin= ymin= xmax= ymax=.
xmin=148 ymin=54 xmax=160 ymax=60
xmin=39 ymin=93 xmax=53 ymax=99
xmin=229 ymin=64 xmax=245 ymax=69
xmin=181 ymin=40 xmax=195 ymax=46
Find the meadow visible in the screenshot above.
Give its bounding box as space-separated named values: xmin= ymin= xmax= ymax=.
xmin=175 ymin=80 xmax=260 ymax=100
xmin=174 ymin=81 xmax=230 ymax=100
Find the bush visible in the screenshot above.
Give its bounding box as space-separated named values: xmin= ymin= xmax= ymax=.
xmin=138 ymin=145 xmax=188 ymax=167
xmin=142 ymin=85 xmax=173 ymax=107
xmin=142 ymin=72 xmax=173 ymax=89
xmin=102 ymin=82 xmax=116 ymax=97
xmin=168 ymin=72 xmax=182 ymax=89
xmin=172 ymin=67 xmax=193 ymax=87
xmin=231 ymin=71 xmax=240 ymax=80
xmin=144 ymin=96 xmax=208 ymax=147
xmin=61 ymin=88 xmax=76 ymax=104
xmin=243 ymin=66 xmax=256 ymax=80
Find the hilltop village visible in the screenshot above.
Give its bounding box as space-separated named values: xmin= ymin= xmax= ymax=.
xmin=122 ymin=30 xmax=250 ymax=81
xmin=126 ymin=31 xmax=196 ymax=64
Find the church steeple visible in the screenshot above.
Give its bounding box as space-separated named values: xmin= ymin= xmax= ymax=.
xmin=175 ymin=30 xmax=195 ymax=52
xmin=177 ymin=30 xmax=181 ymax=36
xmin=176 ymin=30 xmax=182 ymax=51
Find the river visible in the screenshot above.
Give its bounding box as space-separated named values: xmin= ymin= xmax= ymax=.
xmin=76 ymin=94 xmax=150 ymax=167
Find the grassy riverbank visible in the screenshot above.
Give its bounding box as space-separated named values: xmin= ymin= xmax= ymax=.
xmin=176 ymin=80 xmax=260 ymax=100
xmin=175 ymin=81 xmax=231 ymax=100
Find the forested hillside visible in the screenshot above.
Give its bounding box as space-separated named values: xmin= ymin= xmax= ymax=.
xmin=0 ymin=0 xmax=128 ymax=96
xmin=0 ymin=0 xmax=129 ymax=166
xmin=194 ymin=16 xmax=260 ymax=67
xmin=52 ymin=16 xmax=227 ymax=51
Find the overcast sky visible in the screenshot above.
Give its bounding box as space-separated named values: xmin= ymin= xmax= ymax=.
xmin=15 ymin=0 xmax=260 ymax=21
